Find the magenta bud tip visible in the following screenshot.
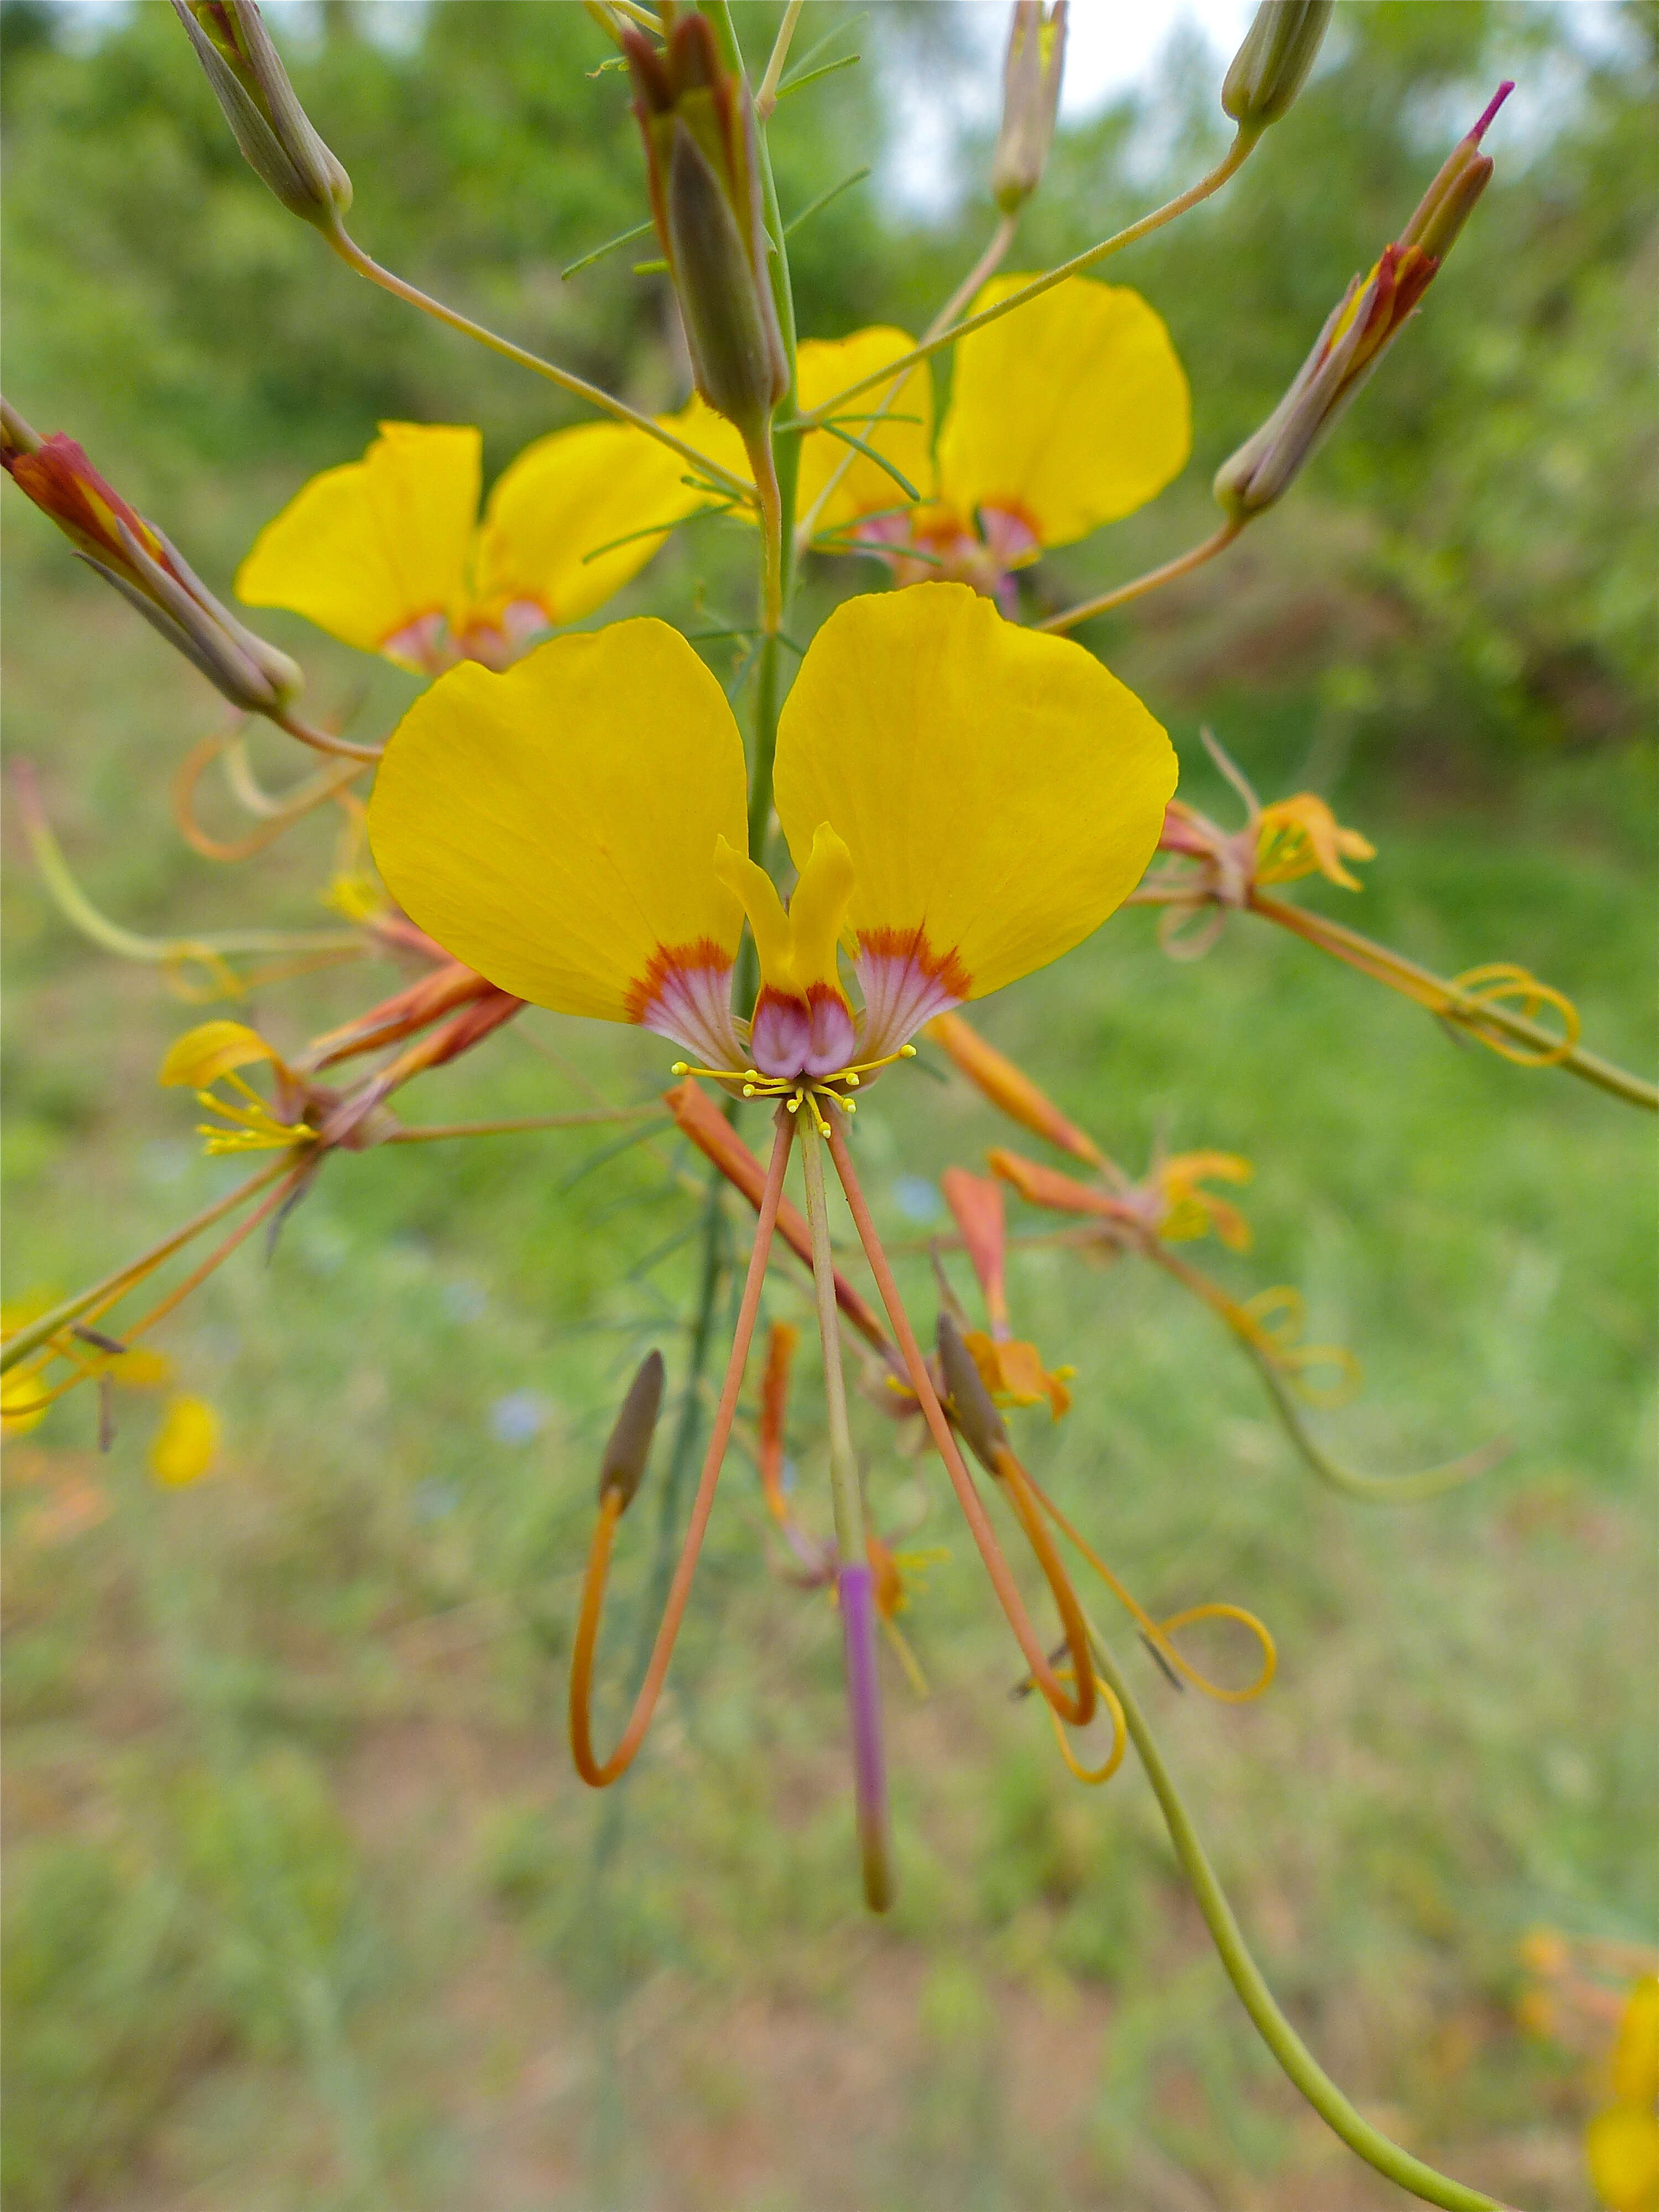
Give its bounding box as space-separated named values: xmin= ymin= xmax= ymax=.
xmin=1472 ymin=81 xmax=1515 ymax=142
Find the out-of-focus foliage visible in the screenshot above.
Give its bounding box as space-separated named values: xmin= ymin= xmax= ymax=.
xmin=0 ymin=0 xmax=899 ymax=482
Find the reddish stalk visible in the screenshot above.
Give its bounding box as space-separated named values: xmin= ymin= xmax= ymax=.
xmin=826 ymin=1118 xmax=1091 ymax=1726
xmin=570 ymin=1109 xmax=793 ymax=1787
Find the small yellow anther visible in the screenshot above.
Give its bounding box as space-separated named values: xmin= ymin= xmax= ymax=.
xmin=670 ymin=1061 xmax=689 ymax=1075
xmin=900 ymin=1045 xmax=917 ymax=1058
xmin=845 ymin=1072 xmax=861 ymax=1088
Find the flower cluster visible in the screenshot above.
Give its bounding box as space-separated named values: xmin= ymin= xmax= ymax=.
xmin=4 ymin=6 xmax=1650 ymax=2203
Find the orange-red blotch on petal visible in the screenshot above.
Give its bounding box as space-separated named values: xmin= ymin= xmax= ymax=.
xmin=624 ymin=936 xmax=745 ymax=1070
xmin=927 ymin=1013 xmax=1103 ymax=1165
xmin=855 ymin=929 xmax=972 ymax=1061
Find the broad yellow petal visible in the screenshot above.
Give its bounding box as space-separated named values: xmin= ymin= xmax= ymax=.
xmin=935 ymin=276 xmax=1190 ymax=548
xmin=474 ymin=421 xmax=711 ymax=631
xmin=773 ymin=583 xmax=1176 ymax=1001
xmin=237 ymin=422 xmax=479 ymax=658
xmin=157 ymin=1020 xmax=283 ymax=1090
xmin=795 ymin=328 xmax=935 ymax=537
xmin=1587 ymin=2102 xmax=1659 ymax=2212
xmin=367 ymin=620 xmax=748 ymax=1024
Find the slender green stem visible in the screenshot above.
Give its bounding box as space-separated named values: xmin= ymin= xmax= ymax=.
xmin=326 ymin=228 xmax=751 ymax=502
xmin=1088 ymin=1630 xmax=1521 ymax=2212
xmin=795 ymin=130 xmax=1257 ymax=429
xmin=1037 ymin=519 xmax=1245 ymax=633
xmin=925 ymin=210 xmax=1019 ymax=342
xmin=1 ymin=1158 xmax=292 ymax=1373
xmin=756 ymin=0 xmax=804 ymax=117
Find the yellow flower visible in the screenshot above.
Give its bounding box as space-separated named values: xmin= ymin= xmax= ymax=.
xmin=158 ymin=1021 xmax=315 ymax=1154
xmin=1155 ymin=1151 xmax=1254 ymax=1251
xmin=367 ymin=583 xmax=1175 ymax=1106
xmin=1589 ymin=1980 xmax=1659 ymax=2212
xmin=149 ymin=1395 xmax=221 ymax=1486
xmin=237 ymin=419 xmax=709 ymax=674
xmin=1254 ymin=792 xmax=1376 ymax=891
xmin=683 ymin=284 xmax=1188 ymax=598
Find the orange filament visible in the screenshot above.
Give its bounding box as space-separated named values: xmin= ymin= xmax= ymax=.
xmin=825 ymin=1116 xmax=1094 ymax=1729
xmin=1018 ymin=1464 xmax=1276 ymax=1705
xmin=569 ymin=1109 xmax=793 ymax=1788
xmin=1045 ymin=1671 xmax=1128 ymax=1785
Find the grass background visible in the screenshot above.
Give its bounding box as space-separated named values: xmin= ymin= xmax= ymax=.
xmin=3 ymin=3 xmax=1655 ymax=2207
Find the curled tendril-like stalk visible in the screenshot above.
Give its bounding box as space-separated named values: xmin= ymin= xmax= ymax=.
xmin=1149 ymin=1244 xmax=1509 ymax=1504
xmin=14 ymin=760 xmax=362 ymax=999
xmin=173 ymin=726 xmax=368 ymax=864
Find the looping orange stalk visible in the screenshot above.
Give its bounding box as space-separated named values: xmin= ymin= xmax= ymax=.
xmin=173 ymin=728 xmax=368 ymax=863
xmin=1016 ymin=1462 xmax=1277 ymax=1705
xmin=568 ymin=1109 xmax=793 ymax=1788
xmin=1045 ymin=1671 xmax=1128 ymax=1785
xmin=825 ymin=1117 xmax=1095 ymax=1730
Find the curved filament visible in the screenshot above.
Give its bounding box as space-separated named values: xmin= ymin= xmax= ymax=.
xmin=569 ymin=1110 xmax=793 ymax=1788
xmin=1019 ymin=1465 xmax=1276 ymax=1705
xmin=1450 ymin=962 xmax=1579 ymax=1067
xmin=825 ymin=1117 xmax=1094 ymax=1728
xmin=174 ymin=730 xmax=368 ymax=863
xmin=1045 ymin=1672 xmax=1127 ymax=1785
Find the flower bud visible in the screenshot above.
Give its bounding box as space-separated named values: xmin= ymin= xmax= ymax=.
xmin=2 ymin=419 xmax=302 ymax=713
xmin=1214 ymin=82 xmax=1510 ymax=519
xmin=622 ymin=7 xmax=787 ymax=441
xmin=1221 ymin=1 xmax=1332 ymax=133
xmin=990 ymin=2 xmax=1067 ymax=216
xmin=170 ymin=0 xmax=352 ymax=231
xmin=598 ymin=1349 xmax=666 ymax=1512
xmin=936 ymin=1311 xmax=1010 ymax=1475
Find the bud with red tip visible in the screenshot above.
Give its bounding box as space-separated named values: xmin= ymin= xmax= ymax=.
xmin=2 ymin=407 xmax=303 ymax=713
xmin=170 ymin=0 xmax=352 ymax=231
xmin=990 ymin=2 xmax=1067 ymax=215
xmin=1214 ymin=82 xmax=1511 ymax=518
xmin=620 ymin=5 xmax=788 ymax=442
xmin=1221 ymin=0 xmax=1332 ymax=135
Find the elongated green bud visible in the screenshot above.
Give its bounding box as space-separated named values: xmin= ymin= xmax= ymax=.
xmin=621 ymin=6 xmax=787 ymax=441
xmin=170 ymin=0 xmax=352 ymax=231
xmin=1221 ymin=0 xmax=1332 ymax=133
xmin=937 ymin=1312 xmax=1010 ymax=1476
xmin=990 ymin=2 xmax=1067 ymax=216
xmin=598 ymin=1349 xmax=666 ymax=1512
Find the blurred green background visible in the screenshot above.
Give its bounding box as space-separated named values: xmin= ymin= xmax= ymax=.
xmin=2 ymin=3 xmax=1653 ymax=2206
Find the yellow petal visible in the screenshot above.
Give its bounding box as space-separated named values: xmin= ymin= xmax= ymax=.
xmin=935 ymin=275 xmax=1191 ymax=548
xmin=474 ymin=421 xmax=712 ymax=632
xmin=1614 ymin=1980 xmax=1659 ymax=2104
xmin=2 ymin=1369 xmax=49 ymax=1437
xmin=158 ymin=1021 xmax=282 ymax=1089
xmin=1588 ymin=2102 xmax=1659 ymax=2212
xmin=149 ymin=1395 xmax=220 ymax=1486
xmin=773 ymin=583 xmax=1176 ymax=1001
xmin=236 ymin=423 xmax=479 ymax=659
xmin=367 ymin=620 xmax=748 ymax=1021
xmin=795 ymin=327 xmax=935 ymax=536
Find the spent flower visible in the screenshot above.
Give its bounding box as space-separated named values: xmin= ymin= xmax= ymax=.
xmin=990 ymin=2 xmax=1068 ymax=214
xmin=169 ymin=0 xmax=352 ymax=231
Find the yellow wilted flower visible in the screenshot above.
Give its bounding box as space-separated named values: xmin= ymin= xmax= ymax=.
xmin=149 ymin=1395 xmax=221 ymax=1487
xmin=158 ymin=1021 xmax=316 ymax=1155
xmin=1254 ymin=792 xmax=1376 ymax=891
xmin=237 ymin=419 xmax=713 ymax=675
